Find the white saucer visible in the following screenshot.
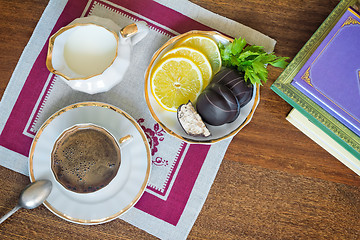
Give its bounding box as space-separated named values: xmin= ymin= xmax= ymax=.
xmin=29 ymin=102 xmax=151 ymax=224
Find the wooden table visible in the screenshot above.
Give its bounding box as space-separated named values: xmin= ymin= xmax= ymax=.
xmin=1 ymin=0 xmax=359 ymax=239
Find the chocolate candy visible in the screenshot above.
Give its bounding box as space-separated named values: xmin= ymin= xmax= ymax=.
xmin=196 ymin=83 xmax=240 ymax=126
xmin=177 ymin=101 xmax=211 ymax=137
xmin=212 ymin=68 xmax=253 ymax=107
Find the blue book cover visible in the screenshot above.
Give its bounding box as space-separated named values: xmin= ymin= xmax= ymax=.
xmin=291 ymin=8 xmax=360 ymax=136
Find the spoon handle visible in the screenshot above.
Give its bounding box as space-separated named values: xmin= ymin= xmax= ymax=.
xmin=0 ymin=205 xmax=21 ymax=224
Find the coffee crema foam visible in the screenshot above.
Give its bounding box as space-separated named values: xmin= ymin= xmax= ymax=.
xmin=51 ymin=125 xmax=121 ymax=193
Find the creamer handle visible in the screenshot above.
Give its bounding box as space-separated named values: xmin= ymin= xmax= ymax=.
xmin=120 ymin=21 xmax=149 ymax=46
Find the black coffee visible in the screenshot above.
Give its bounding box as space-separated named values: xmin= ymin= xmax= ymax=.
xmin=51 ymin=125 xmax=121 ymax=193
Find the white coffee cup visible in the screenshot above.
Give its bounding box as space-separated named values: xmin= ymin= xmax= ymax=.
xmin=51 ymin=123 xmax=133 ymax=194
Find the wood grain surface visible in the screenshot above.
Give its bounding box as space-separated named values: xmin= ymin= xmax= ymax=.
xmin=1 ymin=0 xmax=360 ymax=239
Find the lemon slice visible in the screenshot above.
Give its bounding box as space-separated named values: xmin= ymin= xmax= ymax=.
xmin=162 ymin=46 xmax=212 ymax=89
xmin=175 ymin=34 xmax=221 ymax=74
xmin=150 ymin=57 xmax=203 ymax=112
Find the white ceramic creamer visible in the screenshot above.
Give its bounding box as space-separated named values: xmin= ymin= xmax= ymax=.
xmin=46 ymin=16 xmax=149 ymax=94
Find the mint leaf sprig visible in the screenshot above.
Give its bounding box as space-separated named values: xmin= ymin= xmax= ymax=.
xmin=218 ymin=37 xmax=289 ymax=85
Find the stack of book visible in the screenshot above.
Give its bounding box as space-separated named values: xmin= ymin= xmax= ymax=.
xmin=271 ymin=0 xmax=360 ymax=175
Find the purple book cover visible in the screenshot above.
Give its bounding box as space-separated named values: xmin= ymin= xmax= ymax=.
xmin=291 ymin=8 xmax=360 ymax=136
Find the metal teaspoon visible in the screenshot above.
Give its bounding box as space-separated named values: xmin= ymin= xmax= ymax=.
xmin=0 ymin=180 xmax=52 ymax=224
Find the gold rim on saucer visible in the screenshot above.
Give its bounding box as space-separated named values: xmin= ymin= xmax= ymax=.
xmin=29 ymin=102 xmax=151 ymax=224
xmin=144 ymin=30 xmax=260 ymax=144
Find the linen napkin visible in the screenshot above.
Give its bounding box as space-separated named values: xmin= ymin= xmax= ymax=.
xmin=0 ymin=0 xmax=275 ymax=239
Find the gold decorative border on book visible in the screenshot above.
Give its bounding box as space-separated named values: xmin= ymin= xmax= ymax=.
xmin=341 ymin=15 xmax=360 ymax=26
xmin=271 ymin=0 xmax=360 ymax=155
xmin=299 ymin=8 xmax=360 ymax=125
xmin=301 ymin=67 xmax=312 ymax=86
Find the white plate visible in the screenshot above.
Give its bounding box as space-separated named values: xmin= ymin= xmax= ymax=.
xmin=29 ymin=102 xmax=151 ymax=224
xmin=144 ymin=31 xmax=260 ymax=144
